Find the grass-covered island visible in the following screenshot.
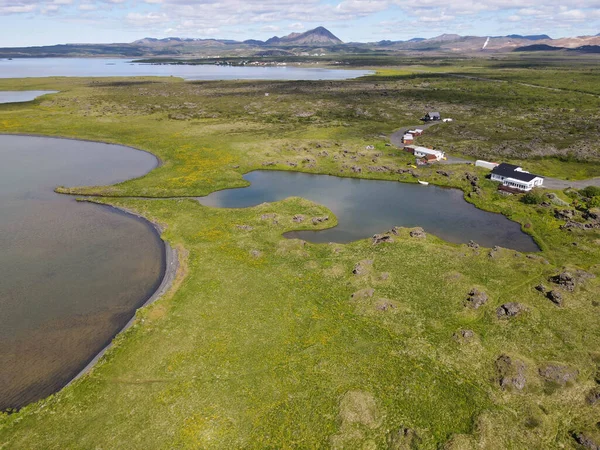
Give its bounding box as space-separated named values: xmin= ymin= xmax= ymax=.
xmin=1 ymin=56 xmax=600 ymax=449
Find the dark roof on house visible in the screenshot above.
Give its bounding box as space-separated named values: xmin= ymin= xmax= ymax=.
xmin=491 ymin=163 xmax=543 ymax=182
xmin=427 ymin=112 xmax=440 ymax=117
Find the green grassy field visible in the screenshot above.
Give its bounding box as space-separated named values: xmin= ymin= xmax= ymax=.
xmin=1 ymin=57 xmax=600 ymax=448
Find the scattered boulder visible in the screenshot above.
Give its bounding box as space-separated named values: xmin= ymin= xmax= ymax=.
xmin=554 ymin=209 xmax=576 ymax=220
xmin=292 ymin=214 xmax=305 ymax=223
xmin=496 ymin=302 xmax=526 ymax=319
xmin=235 ymin=225 xmax=253 ymax=231
xmin=351 ymin=288 xmax=375 ymax=299
xmin=535 ymin=284 xmax=547 ymax=293
xmin=372 ymin=234 xmax=394 ymax=245
xmin=436 ymin=170 xmax=450 ymax=177
xmin=352 ymin=260 xmax=373 ymax=276
xmin=465 ymin=288 xmax=488 ymax=309
xmin=468 ymin=240 xmax=480 ymax=249
xmin=496 ymin=354 xmax=527 ymax=390
xmin=538 ymin=364 xmax=578 ymax=386
xmin=351 ymin=165 xmax=362 ymax=173
xmin=387 ymin=426 xmax=421 ymax=449
xmin=409 ymin=227 xmax=426 ymax=239
xmin=453 ymin=329 xmax=475 ymax=343
xmin=312 ymin=216 xmax=329 ymax=225
xmin=546 ymin=290 xmax=563 ymax=306
xmin=587 ymin=387 xmax=600 ymax=405
xmin=572 ymin=432 xmax=600 ymax=450
xmin=549 ymin=272 xmax=576 ymax=291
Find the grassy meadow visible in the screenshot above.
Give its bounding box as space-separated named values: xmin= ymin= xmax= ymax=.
xmin=0 ymin=57 xmax=600 ymax=448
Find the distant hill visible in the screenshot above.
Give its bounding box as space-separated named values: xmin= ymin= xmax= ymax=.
xmin=265 ymin=27 xmax=343 ymax=46
xmin=514 ymin=44 xmax=564 ymax=52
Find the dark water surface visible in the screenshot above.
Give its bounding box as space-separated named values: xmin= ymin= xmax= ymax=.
xmin=199 ymin=171 xmax=539 ymax=252
xmin=0 ymin=58 xmax=371 ymax=80
xmin=0 ymin=135 xmax=164 ymax=410
xmin=0 ymin=91 xmax=57 ymax=104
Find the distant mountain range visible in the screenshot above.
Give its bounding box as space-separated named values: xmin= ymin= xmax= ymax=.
xmin=0 ymin=27 xmax=599 ymax=58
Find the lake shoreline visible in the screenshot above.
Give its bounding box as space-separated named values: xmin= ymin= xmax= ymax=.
xmin=66 ymin=202 xmax=179 ymax=388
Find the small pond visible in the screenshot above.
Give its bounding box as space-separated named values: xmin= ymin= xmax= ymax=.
xmin=0 ymin=135 xmax=164 ymax=410
xmin=198 ymin=170 xmax=539 ymax=252
xmin=0 ymin=90 xmax=57 ymax=104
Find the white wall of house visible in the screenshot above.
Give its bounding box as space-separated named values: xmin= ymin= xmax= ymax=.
xmin=476 ymin=160 xmax=499 ymax=170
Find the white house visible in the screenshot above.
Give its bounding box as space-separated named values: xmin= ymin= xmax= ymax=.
xmin=403 ymin=133 xmax=414 ymax=144
xmin=490 ymin=163 xmax=544 ymax=191
xmin=411 ymin=146 xmax=445 ymax=161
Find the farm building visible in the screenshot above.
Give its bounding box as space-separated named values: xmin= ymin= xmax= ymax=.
xmin=422 ymin=112 xmax=441 ymax=122
xmin=408 ymin=129 xmax=423 ymax=136
xmin=490 ymin=163 xmax=544 ymax=192
xmin=402 ymin=133 xmax=414 ymax=144
xmin=408 ymin=146 xmax=445 ymax=161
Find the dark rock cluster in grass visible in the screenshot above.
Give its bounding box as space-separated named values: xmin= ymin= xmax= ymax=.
xmin=587 ymin=387 xmax=600 ymax=405
xmin=496 ymin=354 xmax=527 ymax=390
xmin=546 ymin=290 xmax=563 ymax=306
xmin=538 ymin=364 xmax=578 ymax=386
xmin=372 ymin=234 xmax=394 ymax=245
xmin=555 ymin=209 xmax=577 ymax=221
xmin=453 ymin=329 xmax=475 ymax=343
xmin=292 ymin=214 xmax=305 ymax=223
xmin=465 ymin=288 xmax=488 ymax=309
xmin=571 ymin=432 xmax=599 ymax=450
xmin=409 ymin=227 xmax=426 ymax=239
xmin=549 ymin=272 xmax=576 ymax=291
xmin=436 ymin=170 xmax=451 ymax=177
xmin=496 ymin=302 xmax=526 ymax=319
xmin=467 ymin=240 xmax=479 ymax=249
xmin=311 ymin=216 xmax=329 ymax=225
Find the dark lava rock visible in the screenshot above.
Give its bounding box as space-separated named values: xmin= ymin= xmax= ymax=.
xmin=372 ymin=234 xmax=394 ymax=245
xmin=236 ymin=225 xmax=254 ymax=231
xmin=549 ymin=272 xmax=576 ymax=291
xmin=496 ymin=302 xmax=526 ymax=319
xmin=555 ymin=209 xmax=576 ymax=220
xmin=292 ymin=214 xmax=305 ymax=223
xmin=453 ymin=329 xmax=475 ymax=343
xmin=496 ymin=354 xmax=527 ymax=390
xmin=535 ymin=284 xmax=547 ymax=293
xmin=436 ymin=170 xmax=450 ymax=177
xmin=311 ymin=216 xmax=329 ymax=225
xmin=587 ymin=387 xmax=600 ymax=405
xmin=409 ymin=227 xmax=426 ymax=239
xmin=538 ymin=364 xmax=578 ymax=386
xmin=572 ymin=432 xmax=600 ymax=450
xmin=546 ymin=290 xmax=563 ymax=306
xmin=465 ymin=288 xmax=488 ymax=309
xmin=467 ymin=240 xmax=480 ymax=249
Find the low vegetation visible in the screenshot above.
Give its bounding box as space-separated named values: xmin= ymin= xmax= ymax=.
xmin=0 ymin=55 xmax=599 ymax=448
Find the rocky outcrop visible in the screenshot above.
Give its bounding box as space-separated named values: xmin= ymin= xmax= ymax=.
xmin=546 ymin=290 xmax=563 ymax=306
xmin=571 ymin=432 xmax=599 ymax=450
xmin=409 ymin=227 xmax=426 ymax=239
xmin=352 ymin=260 xmax=373 ymax=276
xmin=496 ymin=354 xmax=527 ymax=390
xmin=538 ymin=363 xmax=578 ymax=385
xmin=549 ymin=272 xmax=576 ymax=291
xmin=496 ymin=302 xmax=526 ymax=319
xmin=372 ymin=234 xmax=394 ymax=245
xmin=465 ymin=289 xmax=488 ymax=309
xmin=292 ymin=214 xmax=305 ymax=223
xmin=311 ymin=216 xmax=329 ymax=225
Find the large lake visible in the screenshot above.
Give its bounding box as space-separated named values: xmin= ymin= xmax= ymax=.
xmin=199 ymin=171 xmax=539 ymax=252
xmin=0 ymin=58 xmax=371 ymax=80
xmin=0 ymin=135 xmax=164 ymax=410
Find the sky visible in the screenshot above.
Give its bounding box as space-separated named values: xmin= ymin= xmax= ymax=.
xmin=0 ymin=0 xmax=599 ymax=47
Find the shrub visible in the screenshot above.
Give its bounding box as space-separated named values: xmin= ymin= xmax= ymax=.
xmin=580 ymin=186 xmax=600 ymax=198
xmin=521 ymin=189 xmax=545 ymax=205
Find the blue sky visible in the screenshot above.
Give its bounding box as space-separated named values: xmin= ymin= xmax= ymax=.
xmin=0 ymin=0 xmax=599 ymax=46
